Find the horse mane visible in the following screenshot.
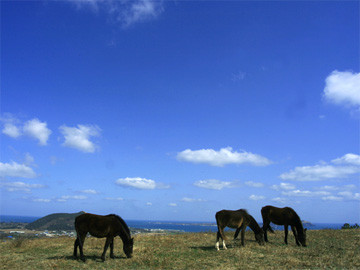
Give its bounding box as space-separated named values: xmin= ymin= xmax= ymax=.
xmin=108 ymin=214 xmax=131 ymax=238
xmin=289 ymin=208 xmax=304 ymax=232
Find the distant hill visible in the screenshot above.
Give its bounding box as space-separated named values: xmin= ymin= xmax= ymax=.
xmin=25 ymin=211 xmax=85 ymax=231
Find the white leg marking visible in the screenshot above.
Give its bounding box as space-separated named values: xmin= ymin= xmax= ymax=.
xmin=216 ymin=241 xmax=220 ymax=251
xmin=223 ymin=240 xmax=227 ymax=250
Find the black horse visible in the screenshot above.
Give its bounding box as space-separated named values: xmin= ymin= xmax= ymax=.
xmin=261 ymin=205 xmax=307 ymax=247
xmin=215 ymin=209 xmax=264 ymax=250
xmin=74 ymin=213 xmax=134 ymax=262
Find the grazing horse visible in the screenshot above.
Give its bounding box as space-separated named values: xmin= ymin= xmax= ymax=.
xmin=74 ymin=213 xmax=134 ymax=262
xmin=261 ymin=205 xmax=307 ymax=247
xmin=215 ymin=209 xmax=264 ymax=250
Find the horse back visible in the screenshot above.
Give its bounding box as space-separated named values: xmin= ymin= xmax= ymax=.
xmin=262 ymin=205 xmax=300 ymax=226
xmin=75 ymin=213 xmax=116 ymax=237
xmin=216 ymin=209 xmax=248 ymax=229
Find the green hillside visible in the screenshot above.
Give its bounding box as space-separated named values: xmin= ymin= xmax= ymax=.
xmin=25 ymin=211 xmax=85 ymax=231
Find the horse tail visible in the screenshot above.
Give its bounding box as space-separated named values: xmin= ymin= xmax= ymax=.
xmin=215 ymin=212 xmax=228 ymax=241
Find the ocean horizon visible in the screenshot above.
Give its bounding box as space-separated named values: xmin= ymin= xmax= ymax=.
xmin=0 ymin=215 xmax=347 ymax=232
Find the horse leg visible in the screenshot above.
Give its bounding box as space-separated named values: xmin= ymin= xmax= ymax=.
xmin=73 ymin=237 xmax=79 ymax=258
xmin=78 ymin=233 xmax=86 ymax=262
xmin=101 ymin=237 xmax=112 ymax=262
xmin=240 ymin=226 xmax=246 ymax=246
xmin=216 ymin=231 xmax=221 ymax=250
xmin=284 ymin=225 xmax=288 ymax=245
xmin=234 ymin=227 xmax=241 ymax=240
xmin=291 ymin=226 xmax=300 ymax=246
xmin=110 ymin=238 xmax=115 ymax=259
xmin=262 ymin=220 xmax=270 ymax=242
xmin=219 ymin=227 xmax=227 ymax=250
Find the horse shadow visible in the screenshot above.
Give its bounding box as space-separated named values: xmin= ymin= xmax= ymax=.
xmin=47 ymin=255 xmax=127 ymax=262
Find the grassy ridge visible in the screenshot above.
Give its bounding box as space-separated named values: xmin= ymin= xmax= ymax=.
xmin=1 ymin=229 xmax=359 ymax=269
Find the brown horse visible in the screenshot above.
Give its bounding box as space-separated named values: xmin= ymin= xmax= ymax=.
xmin=261 ymin=205 xmax=307 ymax=247
xmin=74 ymin=213 xmax=134 ymax=262
xmin=215 ymin=209 xmax=264 ymax=250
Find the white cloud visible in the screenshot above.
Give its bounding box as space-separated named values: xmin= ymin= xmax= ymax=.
xmin=245 ymin=181 xmax=264 ymax=188
xmin=146 ymin=202 xmax=152 ymax=206
xmin=68 ymin=0 xmax=163 ymax=28
xmin=281 ymin=154 xmax=360 ymax=181
xmin=115 ymin=177 xmax=169 ymax=190
xmin=177 ymin=147 xmax=272 ymax=167
xmin=332 ymin=153 xmax=360 ymax=166
xmin=105 ymin=197 xmax=124 ymax=201
xmin=0 ymin=181 xmax=45 ymax=193
xmin=282 ymin=190 xmax=330 ymax=197
xmin=338 ymin=191 xmax=360 ymax=201
xmin=193 ymin=179 xmax=237 ymax=190
xmin=322 ymin=196 xmax=343 ymax=201
xmin=181 ymin=197 xmax=206 ymax=203
xmin=59 ymin=124 xmax=100 ymax=153
xmin=23 ymin=118 xmax=52 ymax=146
xmin=33 ymin=198 xmax=51 ymax=203
xmin=169 ymin=203 xmax=177 ymax=207
xmin=2 ymin=123 xmax=21 ymax=138
xmin=232 ymin=71 xmax=246 ymax=81
xmin=271 ymin=182 xmax=296 ymax=190
xmin=0 ymin=161 xmax=37 ymax=178
xmin=57 ymin=195 xmax=87 ymax=202
xmin=249 ymin=194 xmax=265 ymax=201
xmin=81 ymin=189 xmax=98 ymax=194
xmin=271 ymin=197 xmax=287 ymax=204
xmin=323 ymin=70 xmax=360 ymax=108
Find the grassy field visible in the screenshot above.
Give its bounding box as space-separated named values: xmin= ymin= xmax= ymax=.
xmin=1 ymin=229 xmax=359 ymax=269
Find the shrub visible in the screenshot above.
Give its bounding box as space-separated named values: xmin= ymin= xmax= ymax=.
xmin=341 ymin=223 xmax=359 ymax=229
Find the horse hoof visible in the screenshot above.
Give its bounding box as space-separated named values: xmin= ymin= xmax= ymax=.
xmin=81 ymin=258 xmax=86 ymax=262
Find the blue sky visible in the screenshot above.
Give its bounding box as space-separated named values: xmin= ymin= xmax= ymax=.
xmin=1 ymin=0 xmax=359 ymax=223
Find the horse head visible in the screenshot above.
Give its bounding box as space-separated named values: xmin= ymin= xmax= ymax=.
xmin=255 ymin=229 xmax=265 ymax=245
xmin=123 ymin=237 xmax=134 ymax=258
xmin=298 ymin=228 xmax=307 ymax=247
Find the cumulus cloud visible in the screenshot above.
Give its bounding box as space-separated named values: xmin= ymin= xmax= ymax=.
xmin=271 ymin=182 xmax=296 ymax=190
xmin=181 ymin=197 xmax=206 ymax=203
xmin=81 ymin=189 xmax=98 ymax=194
xmin=105 ymin=197 xmax=124 ymax=201
xmin=33 ymin=198 xmax=51 ymax=203
xmin=323 ymin=70 xmax=360 ymax=108
xmin=338 ymin=191 xmax=360 ymax=201
xmin=0 ymin=161 xmax=37 ymax=178
xmin=0 ymin=181 xmax=45 ymax=193
xmin=68 ymin=0 xmax=164 ymax=28
xmin=245 ymin=181 xmax=265 ymax=188
xmin=280 ymin=154 xmax=360 ymax=181
xmin=59 ymin=124 xmax=100 ymax=153
xmin=271 ymin=197 xmax=287 ymax=204
xmin=115 ymin=177 xmax=169 ymax=190
xmin=282 ymin=190 xmax=331 ymax=197
xmin=249 ymin=194 xmax=265 ymax=200
xmin=193 ymin=179 xmax=238 ymax=190
xmin=177 ymin=147 xmax=272 ymax=167
xmin=321 ymin=196 xmax=343 ymax=201
xmin=23 ymin=118 xmax=52 ymax=146
xmin=332 ymin=153 xmax=360 ymax=166
xmin=56 ymin=195 xmax=87 ymax=202
xmin=2 ymin=123 xmax=21 ymax=138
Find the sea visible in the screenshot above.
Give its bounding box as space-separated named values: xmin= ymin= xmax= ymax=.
xmin=0 ymin=215 xmax=344 ymax=233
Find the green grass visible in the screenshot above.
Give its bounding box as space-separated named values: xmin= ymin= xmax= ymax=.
xmin=1 ymin=229 xmax=359 ymax=269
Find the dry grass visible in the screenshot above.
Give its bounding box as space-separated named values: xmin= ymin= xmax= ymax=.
xmin=1 ymin=229 xmax=359 ymax=269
